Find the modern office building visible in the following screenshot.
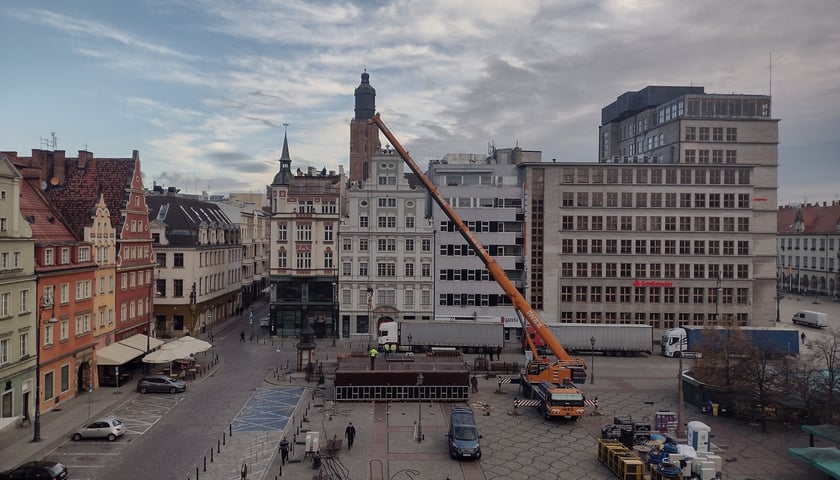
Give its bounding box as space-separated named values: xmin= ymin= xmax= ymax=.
xmin=340 ymin=148 xmax=435 ymax=338
xmin=777 ymin=202 xmax=840 ymax=298
xmin=521 ymin=86 xmax=779 ymax=329
xmin=427 ymin=148 xmax=533 ymax=343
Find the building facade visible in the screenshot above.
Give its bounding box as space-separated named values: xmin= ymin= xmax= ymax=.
xmin=524 ymin=86 xmax=779 ymax=330
xmin=267 ymin=132 xmax=343 ymax=338
xmin=777 ymin=202 xmax=840 ymax=299
xmin=340 ymin=148 xmax=435 ymax=338
xmin=428 ymin=149 xmax=532 ymax=343
xmin=147 ymin=191 xmax=242 ymax=337
xmin=0 ymin=157 xmax=36 ymax=425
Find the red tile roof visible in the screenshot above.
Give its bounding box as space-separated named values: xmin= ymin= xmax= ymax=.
xmin=778 ymin=203 xmax=840 ymax=234
xmin=44 ymin=152 xmax=137 ymax=239
xmin=18 ymin=177 xmax=76 ymax=242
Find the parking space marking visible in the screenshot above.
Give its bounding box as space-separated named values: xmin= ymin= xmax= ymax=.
xmin=231 ymin=386 xmax=304 ymax=433
xmin=110 ymin=395 xmax=185 ymax=435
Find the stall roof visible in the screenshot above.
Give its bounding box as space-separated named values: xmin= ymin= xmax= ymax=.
xmin=802 ymin=424 xmax=840 ymax=444
xmin=788 ymin=447 xmax=840 ymax=479
xmin=96 ymin=342 xmax=145 ymax=366
xmin=118 ymin=334 xmax=164 ymax=352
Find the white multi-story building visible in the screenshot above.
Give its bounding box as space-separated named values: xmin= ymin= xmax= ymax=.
xmin=340 ymin=148 xmax=435 ymax=338
xmin=520 ymin=86 xmax=778 ymax=331
xmin=427 ymin=148 xmax=532 ymax=343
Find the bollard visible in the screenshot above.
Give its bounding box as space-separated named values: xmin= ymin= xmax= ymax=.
xmin=223 ymin=432 xmax=226 ymax=446
xmin=212 ymin=447 xmax=215 ymax=461
xmin=230 ymin=424 xmax=232 ymax=436
xmin=217 ymin=439 xmax=220 ymax=453
xmin=196 ymin=466 xmax=199 ymax=480
xmin=204 ymin=456 xmax=207 ymax=472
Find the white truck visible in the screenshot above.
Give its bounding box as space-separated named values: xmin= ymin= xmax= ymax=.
xmin=525 ymin=324 xmax=653 ymax=356
xmin=792 ymin=310 xmax=827 ymax=328
xmin=377 ymin=320 xmax=504 ymax=354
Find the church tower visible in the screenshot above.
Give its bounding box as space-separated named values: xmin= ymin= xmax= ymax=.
xmin=349 ymin=70 xmax=381 ymax=183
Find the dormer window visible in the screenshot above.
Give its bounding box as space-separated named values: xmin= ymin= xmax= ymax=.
xmin=44 ymin=248 xmax=54 ymax=266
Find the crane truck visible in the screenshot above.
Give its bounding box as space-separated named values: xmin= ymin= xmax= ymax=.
xmin=369 ymin=114 xmax=587 ymax=399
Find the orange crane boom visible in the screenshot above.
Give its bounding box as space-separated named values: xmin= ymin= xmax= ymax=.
xmin=369 ymin=113 xmax=577 ymax=364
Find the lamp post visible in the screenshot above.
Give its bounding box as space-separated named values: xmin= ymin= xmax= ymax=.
xmin=589 ymin=336 xmax=596 ymax=384
xmin=407 ymin=334 xmax=413 ymax=354
xmin=33 ymin=296 xmax=57 ymax=443
xmin=189 ymin=282 xmax=197 ymax=335
xmin=332 ymin=282 xmax=338 ymax=347
xmin=715 ymin=273 xmax=722 ymax=325
xmin=416 ymin=372 xmax=424 ymax=442
xmin=776 ymin=269 xmax=782 ymax=323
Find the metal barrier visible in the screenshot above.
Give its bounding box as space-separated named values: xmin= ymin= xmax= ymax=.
xmin=334 ymin=384 xmax=468 ymax=401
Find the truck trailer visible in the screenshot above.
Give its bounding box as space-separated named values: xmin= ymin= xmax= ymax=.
xmin=661 ymin=326 xmax=800 ymax=358
xmin=524 ymin=324 xmax=653 ymax=356
xmin=378 ymin=320 xmax=504 ymax=354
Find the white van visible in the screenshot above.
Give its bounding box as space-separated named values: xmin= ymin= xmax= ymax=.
xmin=792 ymin=310 xmax=827 ymax=328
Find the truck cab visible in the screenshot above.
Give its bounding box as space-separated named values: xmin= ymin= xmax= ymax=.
xmin=536 ymin=381 xmax=586 ymax=420
xmin=447 ymin=405 xmax=481 ymax=459
xmin=661 ymin=328 xmax=687 ymax=357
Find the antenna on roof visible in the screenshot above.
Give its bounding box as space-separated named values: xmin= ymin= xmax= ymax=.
xmin=40 ymin=131 xmax=58 ymax=150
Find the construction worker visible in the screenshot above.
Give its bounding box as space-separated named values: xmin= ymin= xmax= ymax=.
xmin=369 ymin=347 xmax=379 ymax=370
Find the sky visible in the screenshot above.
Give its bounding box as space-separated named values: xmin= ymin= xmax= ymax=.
xmin=1 ymin=0 xmax=838 ymax=205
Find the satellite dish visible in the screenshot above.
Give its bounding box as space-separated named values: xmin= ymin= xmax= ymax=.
xmin=40 ymin=181 xmax=47 ymax=190
xmin=50 ymin=177 xmax=60 ymax=186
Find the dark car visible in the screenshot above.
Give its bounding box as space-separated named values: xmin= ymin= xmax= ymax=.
xmin=136 ymin=375 xmax=187 ymax=394
xmin=0 ymin=460 xmax=68 ymax=480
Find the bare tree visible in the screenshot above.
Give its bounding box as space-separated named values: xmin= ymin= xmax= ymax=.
xmin=805 ymin=328 xmax=840 ymax=423
xmin=730 ymin=332 xmax=784 ymax=432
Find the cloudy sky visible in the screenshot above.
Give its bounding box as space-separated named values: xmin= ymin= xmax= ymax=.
xmin=1 ymin=0 xmax=838 ymax=205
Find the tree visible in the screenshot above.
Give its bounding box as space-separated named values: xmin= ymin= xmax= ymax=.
xmin=805 ymin=328 xmax=840 ymax=423
xmin=730 ymin=331 xmax=783 ymax=432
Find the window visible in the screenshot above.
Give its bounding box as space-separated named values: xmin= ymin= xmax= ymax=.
xmin=61 ymin=364 xmax=70 ymax=393
xmin=324 ymin=224 xmax=333 ymax=242
xmin=377 ymin=262 xmax=396 ymax=277
xmin=60 ymin=284 xmax=69 ymax=304
xmin=60 ymin=248 xmax=70 ymax=264
xmin=45 ymin=249 xmax=54 ymax=266
xmin=296 ymin=224 xmax=312 ymax=241
xmin=699 ymin=127 xmax=709 ymax=141
xmin=324 ymin=251 xmax=333 ymax=269
xmin=78 ymin=246 xmax=90 ymax=262
xmin=296 ymin=252 xmax=312 ymax=269
xmin=421 ymin=239 xmax=431 ymax=252
xmin=685 ymin=127 xmax=696 ymax=141
xmin=359 ymin=216 xmax=368 ymax=228
xmin=60 ymin=319 xmax=69 ymax=341
xmin=726 ymin=127 xmax=737 ymax=141
xmin=174 ymin=253 xmax=184 ymax=267
xmin=712 ymin=127 xmax=723 ymax=142
xmin=405 ymin=262 xmax=414 ymax=277
xmin=405 ymin=216 xmax=415 ymax=228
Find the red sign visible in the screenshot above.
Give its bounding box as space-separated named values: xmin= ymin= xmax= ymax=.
xmin=753 ymin=197 xmax=768 ymax=202
xmin=633 ymin=280 xmax=673 ymax=288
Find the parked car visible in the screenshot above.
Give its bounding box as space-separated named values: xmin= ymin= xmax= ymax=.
xmin=137 ymin=375 xmax=187 ymax=394
xmin=73 ymin=417 xmax=125 ymax=441
xmin=0 ymin=460 xmax=68 ymax=480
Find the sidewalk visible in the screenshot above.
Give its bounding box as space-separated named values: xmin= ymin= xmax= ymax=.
xmin=0 ymin=300 xmax=265 ymax=473
xmin=0 ymin=379 xmax=135 ymax=472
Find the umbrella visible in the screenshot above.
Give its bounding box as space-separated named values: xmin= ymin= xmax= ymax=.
xmin=142 ymin=346 xmax=190 ymax=364
xmin=172 ymin=336 xmax=212 ymax=354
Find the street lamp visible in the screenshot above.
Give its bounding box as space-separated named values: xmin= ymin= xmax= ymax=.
xmin=715 ymin=274 xmax=722 ymax=325
xmin=407 ymin=334 xmax=413 ymax=353
xmin=589 ymin=336 xmax=596 ymax=384
xmin=332 ymin=282 xmax=338 ymax=347
xmin=416 ymin=372 xmax=424 ymax=442
xmin=34 ymin=295 xmax=57 ymax=443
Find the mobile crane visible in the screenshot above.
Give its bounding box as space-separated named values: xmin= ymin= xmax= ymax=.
xmin=369 ymin=114 xmax=587 ymax=396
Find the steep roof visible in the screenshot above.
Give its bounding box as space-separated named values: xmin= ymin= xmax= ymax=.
xmin=45 ymin=152 xmax=137 ymax=240
xmin=778 ymin=203 xmax=840 ymax=234
xmin=19 ymin=177 xmax=76 ymax=243
xmin=146 ymin=195 xmax=234 ymax=247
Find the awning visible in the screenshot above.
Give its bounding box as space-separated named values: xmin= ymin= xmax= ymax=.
xmin=96 ymin=342 xmax=145 ymax=366
xmin=119 ymin=334 xmax=164 ymax=352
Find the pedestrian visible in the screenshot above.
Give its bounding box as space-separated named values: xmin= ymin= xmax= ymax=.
xmin=470 ymin=374 xmax=478 ymax=393
xmin=345 ymin=422 xmax=356 ymax=449
xmin=496 ymin=346 xmax=503 ymax=361
xmin=279 ymin=437 xmax=290 ymax=465
xmin=240 ymin=330 xmax=245 ymax=342
xmin=801 ymin=332 xmax=806 ymax=344
xmin=369 ymin=347 xmax=378 ymax=370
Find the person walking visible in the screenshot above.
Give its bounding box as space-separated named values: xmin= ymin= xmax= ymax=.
xmin=369 ymin=347 xmax=378 ymax=370
xmin=801 ymin=332 xmax=806 ymax=344
xmin=279 ymin=437 xmax=290 ymax=465
xmin=470 ymin=374 xmax=478 ymax=393
xmin=240 ymin=330 xmax=245 ymax=342
xmin=345 ymin=422 xmax=356 ymax=450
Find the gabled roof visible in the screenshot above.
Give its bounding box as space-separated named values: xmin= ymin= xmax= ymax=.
xmin=778 ymin=203 xmax=840 ymax=234
xmin=19 ymin=177 xmax=76 ymax=243
xmin=45 ymin=152 xmax=137 ymax=240
xmin=146 ymin=195 xmax=234 ymax=247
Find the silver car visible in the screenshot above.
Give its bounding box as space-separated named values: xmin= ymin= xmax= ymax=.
xmin=73 ymin=417 xmax=125 ymax=442
xmin=137 ymin=375 xmax=187 ymax=394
